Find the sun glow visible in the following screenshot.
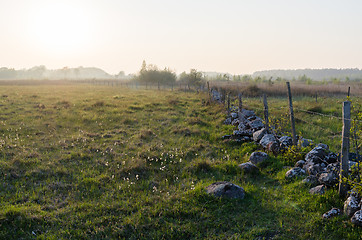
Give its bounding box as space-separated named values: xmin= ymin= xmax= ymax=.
xmin=28 ymin=1 xmax=93 ymax=55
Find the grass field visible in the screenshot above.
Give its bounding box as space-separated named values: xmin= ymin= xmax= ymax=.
xmin=0 ymin=84 xmax=361 ymax=239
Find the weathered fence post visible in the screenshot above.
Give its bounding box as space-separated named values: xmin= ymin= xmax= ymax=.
xmin=286 ymin=82 xmax=297 ymax=145
xmin=263 ymin=94 xmax=269 ymax=132
xmin=227 ymin=93 xmax=231 ymax=116
xmin=315 ymin=93 xmax=318 ymax=103
xmin=207 ymin=82 xmax=211 ymax=101
xmin=339 ymin=101 xmax=351 ymax=197
xmin=348 ymin=86 xmax=351 ymax=98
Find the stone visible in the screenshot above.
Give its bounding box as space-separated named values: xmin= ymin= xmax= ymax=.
xmin=317 ymin=143 xmax=329 ymax=150
xmin=318 ymin=172 xmax=338 ymax=187
xmin=302 ymin=175 xmax=319 ymax=187
xmin=267 ymin=141 xmax=280 ymax=154
xmin=285 ymin=167 xmax=306 ymax=179
xmin=305 ymin=146 xmax=329 ymax=164
xmin=240 ymin=109 xmax=256 ymax=119
xmin=224 ymin=118 xmax=232 ymax=125
xmin=231 ymin=119 xmax=240 ymax=126
xmin=232 ymin=130 xmax=252 ymax=138
xmin=231 ymin=112 xmax=238 ymax=119
xmin=260 ymin=134 xmax=277 ymax=148
xmin=253 ymin=128 xmax=267 ymax=142
xmin=249 ymin=152 xmax=268 ymax=165
xmin=298 ymin=138 xmax=314 ymax=148
xmin=279 ymin=136 xmax=293 ymax=149
xmin=349 ymin=161 xmax=359 ymax=171
xmin=309 ymin=185 xmax=325 ymax=195
xmin=205 ymin=181 xmax=245 ymax=199
xmin=306 ymin=163 xmax=323 ymax=176
xmin=344 ymin=195 xmax=360 ymax=217
xmin=239 ymin=162 xmax=259 ymax=174
xmin=326 ymin=152 xmax=338 ymax=164
xmin=322 ymin=208 xmax=342 ymax=219
xmin=351 ymin=210 xmax=362 ymax=226
xmin=249 ymin=119 xmax=264 ymax=132
xmin=295 ymin=160 xmax=306 ymax=168
xmin=238 ymin=122 xmax=248 ymax=131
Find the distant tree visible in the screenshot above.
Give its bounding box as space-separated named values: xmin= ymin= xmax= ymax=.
xmin=177 ymin=69 xmax=204 ymax=87
xmin=135 ymin=61 xmax=176 ymax=85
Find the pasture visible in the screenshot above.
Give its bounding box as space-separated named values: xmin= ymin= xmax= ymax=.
xmin=0 ymin=84 xmax=361 ymax=239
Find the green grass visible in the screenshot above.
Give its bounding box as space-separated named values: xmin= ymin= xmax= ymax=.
xmin=0 ymin=84 xmax=361 ymax=239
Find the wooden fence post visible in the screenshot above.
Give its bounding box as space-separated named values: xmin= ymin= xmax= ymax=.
xmin=339 ymin=101 xmax=351 ymax=197
xmin=315 ymin=93 xmax=318 ymax=103
xmin=207 ymin=82 xmax=211 ymax=101
xmin=348 ymin=86 xmax=351 ymax=97
xmin=263 ymin=94 xmax=269 ymax=132
xmin=286 ymin=82 xmax=297 ymax=145
xmin=227 ymin=93 xmax=231 ymax=116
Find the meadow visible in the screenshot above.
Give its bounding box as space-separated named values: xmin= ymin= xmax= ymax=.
xmin=0 ymin=84 xmax=361 ymax=239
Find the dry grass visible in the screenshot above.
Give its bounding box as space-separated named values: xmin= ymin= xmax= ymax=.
xmin=209 ymin=81 xmax=362 ymax=97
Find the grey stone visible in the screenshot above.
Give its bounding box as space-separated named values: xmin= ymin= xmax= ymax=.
xmin=302 ymin=175 xmax=319 ymax=187
xmin=279 ymin=136 xmax=293 ymax=149
xmin=238 ymin=122 xmax=248 ymax=131
xmin=298 ymin=138 xmax=314 ymax=148
xmin=222 ymin=135 xmax=231 ymax=140
xmin=231 ymin=112 xmax=238 ymax=119
xmin=249 ymin=152 xmax=268 ymax=165
xmin=322 ymin=208 xmax=341 ymax=219
xmin=253 ymin=128 xmax=267 ymax=142
xmin=205 ymin=181 xmax=245 ymax=199
xmin=267 ymin=141 xmax=280 ymax=154
xmin=305 ymin=146 xmax=329 ymax=164
xmin=224 ymin=118 xmax=232 ymax=125
xmin=306 ymin=163 xmax=323 ymax=176
xmin=326 ymin=152 xmax=338 ymax=164
xmin=239 ymin=162 xmax=259 ymax=174
xmin=309 ymin=185 xmax=325 ymax=195
xmin=318 ymin=172 xmax=338 ymax=187
xmin=317 ymin=143 xmax=329 ymax=150
xmin=295 ymin=160 xmax=306 ymax=168
xmin=231 ymin=119 xmax=240 ymax=126
xmin=351 ymin=210 xmax=362 ymax=226
xmin=260 ymin=134 xmax=277 ymax=148
xmin=240 ymin=109 xmax=256 ymax=119
xmin=344 ymin=195 xmax=360 ymax=217
xmin=249 ymin=119 xmax=264 ymax=131
xmin=285 ymin=167 xmax=306 ymax=179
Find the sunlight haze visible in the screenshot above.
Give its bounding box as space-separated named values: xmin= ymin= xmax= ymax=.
xmin=1 ymin=0 xmax=362 ymax=75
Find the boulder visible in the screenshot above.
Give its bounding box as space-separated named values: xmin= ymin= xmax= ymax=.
xmin=231 ymin=112 xmax=238 ymax=119
xmin=309 ymin=185 xmax=325 ymax=195
xmin=260 ymin=134 xmax=277 ymax=148
xmin=344 ymin=195 xmax=360 ymax=217
xmin=302 ymin=175 xmax=319 ymax=187
xmin=253 ymin=128 xmax=267 ymax=142
xmin=322 ymin=208 xmax=342 ymax=219
xmin=267 ymin=141 xmax=280 ymax=154
xmin=351 ymin=210 xmax=362 ymax=227
xmin=318 ymin=172 xmax=338 ymax=187
xmin=239 ymin=162 xmax=259 ymax=174
xmin=285 ymin=167 xmax=306 ymax=179
xmin=249 ymin=152 xmax=268 ymax=165
xmin=238 ymin=122 xmax=248 ymax=131
xmin=295 ymin=160 xmax=306 ymax=168
xmin=305 ymin=146 xmax=329 ymax=164
xmin=298 ymin=138 xmax=314 ymax=148
xmin=305 ymin=163 xmax=323 ymax=176
xmin=224 ymin=118 xmax=232 ymax=125
xmin=232 ymin=130 xmax=252 ymax=139
xmin=205 ymin=181 xmax=245 ymax=199
xmin=279 ymin=136 xmax=293 ymax=149
xmin=249 ymin=119 xmax=264 ymax=132
xmin=240 ymin=109 xmax=256 ymax=119
xmin=326 ymin=163 xmax=339 ymax=174
xmin=317 ymin=143 xmax=329 ymax=150
xmin=231 ymin=119 xmax=240 ymax=126
xmin=325 ymin=152 xmax=339 ymax=164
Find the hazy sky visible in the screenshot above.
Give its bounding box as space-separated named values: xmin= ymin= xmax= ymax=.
xmin=1 ymin=0 xmax=362 ymax=75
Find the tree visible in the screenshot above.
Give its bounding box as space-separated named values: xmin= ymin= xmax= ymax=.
xmin=135 ymin=61 xmax=176 ymax=85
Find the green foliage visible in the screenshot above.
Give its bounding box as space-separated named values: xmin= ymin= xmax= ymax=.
xmin=135 ymin=60 xmax=176 ymax=85
xmin=178 ymin=69 xmax=205 ymax=87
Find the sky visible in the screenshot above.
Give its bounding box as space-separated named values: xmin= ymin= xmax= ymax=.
xmin=1 ymin=0 xmax=362 ymax=75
